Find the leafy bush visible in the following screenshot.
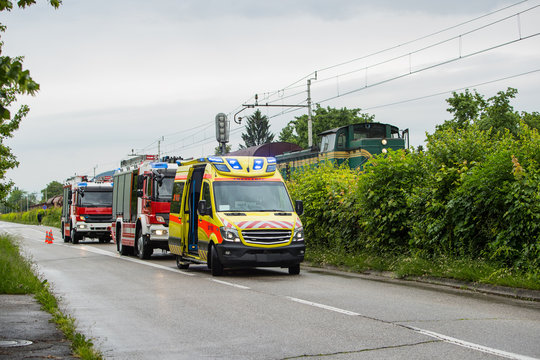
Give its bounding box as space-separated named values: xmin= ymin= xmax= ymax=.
xmin=287 ymin=161 xmax=361 ymax=250
xmin=356 ymin=149 xmax=422 ymax=254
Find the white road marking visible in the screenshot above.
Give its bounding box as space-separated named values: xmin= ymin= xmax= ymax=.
xmin=407 ymin=326 xmax=539 ymax=360
xmin=210 ymin=279 xmax=250 ymax=290
xmin=286 ymin=296 xmax=361 ymax=316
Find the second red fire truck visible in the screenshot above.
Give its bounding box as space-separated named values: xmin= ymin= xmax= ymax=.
xmin=111 ymin=155 xmax=177 ymax=259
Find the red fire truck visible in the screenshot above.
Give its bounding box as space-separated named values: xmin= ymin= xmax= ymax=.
xmin=61 ymin=176 xmax=114 ymax=244
xmin=111 ymin=155 xmax=177 ymax=259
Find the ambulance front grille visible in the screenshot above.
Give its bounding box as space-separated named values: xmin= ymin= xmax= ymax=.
xmin=241 ymin=230 xmax=292 ymax=245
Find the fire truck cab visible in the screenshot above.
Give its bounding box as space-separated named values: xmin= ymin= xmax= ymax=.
xmin=111 ymin=155 xmax=177 ymax=259
xmin=169 ymin=156 xmax=305 ymax=276
xmin=61 ymin=176 xmax=114 ymax=244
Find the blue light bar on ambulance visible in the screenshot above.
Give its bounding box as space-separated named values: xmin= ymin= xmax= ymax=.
xmin=77 ymin=182 xmax=88 ymax=187
xmin=151 ymin=162 xmax=168 ymax=169
xmin=207 ymin=156 xmax=224 ymax=163
xmin=266 ymin=157 xmax=277 ymax=164
xmin=227 ymin=158 xmax=242 ymax=170
xmin=253 ymin=159 xmax=264 ymax=170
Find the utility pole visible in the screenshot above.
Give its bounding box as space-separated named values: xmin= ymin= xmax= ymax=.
xmin=307 ymin=72 xmax=317 ymax=148
xmin=157 ymin=136 xmax=164 ymax=159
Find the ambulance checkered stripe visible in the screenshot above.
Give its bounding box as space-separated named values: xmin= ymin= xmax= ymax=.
xmin=236 ymin=220 xmax=293 ymax=229
xmin=295 ymin=218 xmax=303 ymax=228
xmin=219 ymin=216 xmax=234 ymax=228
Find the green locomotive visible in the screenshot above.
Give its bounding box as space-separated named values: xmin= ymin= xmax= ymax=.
xmin=276 ymin=122 xmax=408 ymax=176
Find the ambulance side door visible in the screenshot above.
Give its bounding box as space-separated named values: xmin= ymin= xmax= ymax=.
xmin=197 ymin=180 xmax=214 ymax=258
xmin=168 ymin=181 xmax=185 ymax=254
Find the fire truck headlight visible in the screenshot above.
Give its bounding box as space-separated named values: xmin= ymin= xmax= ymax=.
xmin=156 ymin=216 xmax=165 ymax=223
xmin=382 ymin=148 xmax=388 ymax=154
xmin=293 ymin=228 xmax=304 ymax=242
xmin=220 ymin=227 xmax=241 ymax=242
xmin=382 ymin=139 xmax=388 ymax=145
xmin=152 ymin=229 xmax=168 ymax=236
xmin=78 ymin=224 xmax=88 ymax=229
xmin=79 ymin=216 xmax=86 ymax=221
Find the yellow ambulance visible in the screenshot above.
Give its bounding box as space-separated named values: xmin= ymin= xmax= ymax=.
xmin=168 ymin=156 xmax=305 ymax=276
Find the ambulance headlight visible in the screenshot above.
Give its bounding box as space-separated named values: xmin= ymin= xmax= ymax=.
xmin=293 ymin=228 xmax=304 ymax=242
xmin=220 ymin=227 xmax=241 ymax=242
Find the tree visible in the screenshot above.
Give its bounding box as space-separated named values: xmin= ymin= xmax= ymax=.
xmin=0 ymin=0 xmax=61 ymax=202
xmin=240 ymin=109 xmax=274 ymax=148
xmin=436 ymin=87 xmax=537 ymax=136
xmin=41 ymin=180 xmax=63 ymax=201
xmin=279 ymin=105 xmax=374 ymax=149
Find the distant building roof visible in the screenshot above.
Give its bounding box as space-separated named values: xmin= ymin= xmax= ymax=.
xmin=227 ymin=142 xmax=303 ymax=157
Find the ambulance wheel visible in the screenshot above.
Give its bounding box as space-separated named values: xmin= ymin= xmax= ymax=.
xmin=210 ymin=245 xmax=224 ymax=276
xmin=288 ymin=264 xmax=301 ymax=275
xmin=176 ymin=256 xmax=190 ymax=269
xmin=136 ymin=234 xmax=152 ymax=260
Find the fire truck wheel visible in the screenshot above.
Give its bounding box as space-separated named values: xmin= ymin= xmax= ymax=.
xmin=62 ymin=222 xmax=70 ymax=243
xmin=136 ymin=234 xmax=152 ymax=260
xmin=210 ymin=245 xmax=224 ymax=276
xmin=288 ymin=264 xmax=301 ymax=275
xmin=118 ymin=237 xmax=132 ymax=256
xmin=72 ymin=228 xmax=80 ymax=244
xmin=176 ymin=256 xmax=190 ymax=269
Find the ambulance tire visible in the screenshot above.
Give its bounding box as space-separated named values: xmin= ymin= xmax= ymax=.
xmin=210 ymin=245 xmax=224 ymax=276
xmin=136 ymin=234 xmax=152 ymax=260
xmin=288 ymin=264 xmax=301 ymax=275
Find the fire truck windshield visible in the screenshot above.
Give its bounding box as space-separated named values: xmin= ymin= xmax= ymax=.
xmin=155 ymin=177 xmax=174 ymax=201
xmin=213 ymin=181 xmax=294 ymax=212
xmin=78 ymin=190 xmax=113 ymax=207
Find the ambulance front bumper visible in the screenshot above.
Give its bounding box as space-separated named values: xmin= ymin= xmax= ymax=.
xmin=215 ymin=242 xmax=305 ymax=268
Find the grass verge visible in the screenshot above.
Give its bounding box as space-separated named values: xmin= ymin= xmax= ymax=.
xmin=0 ymin=234 xmax=103 ymax=359
xmin=305 ymin=247 xmax=540 ymax=291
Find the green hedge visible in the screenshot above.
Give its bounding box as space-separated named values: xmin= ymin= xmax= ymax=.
xmin=0 ymin=207 xmax=61 ymax=228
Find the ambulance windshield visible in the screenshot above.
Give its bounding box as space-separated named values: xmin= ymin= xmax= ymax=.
xmin=213 ymin=181 xmax=293 ymax=212
xmin=79 ymin=190 xmax=112 ymax=207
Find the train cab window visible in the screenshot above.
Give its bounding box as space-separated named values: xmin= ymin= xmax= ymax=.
xmin=319 ymin=133 xmax=336 ymax=153
xmin=336 ymin=131 xmax=346 ymax=150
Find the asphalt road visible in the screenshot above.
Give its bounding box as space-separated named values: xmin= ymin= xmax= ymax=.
xmin=2 ymin=222 xmax=539 ymax=360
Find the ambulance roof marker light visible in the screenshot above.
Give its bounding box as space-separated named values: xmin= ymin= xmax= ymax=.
xmin=267 ymin=157 xmax=277 ymax=164
xmin=253 ymin=158 xmax=264 ymax=171
xmin=227 ymin=158 xmax=242 ymax=170
xmin=207 ymin=156 xmax=224 ymax=163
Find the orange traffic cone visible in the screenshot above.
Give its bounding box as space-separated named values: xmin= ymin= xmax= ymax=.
xmin=45 ymin=231 xmax=50 ymax=244
xmin=49 ymin=230 xmax=54 ymax=244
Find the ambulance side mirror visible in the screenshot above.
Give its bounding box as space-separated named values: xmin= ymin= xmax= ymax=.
xmin=295 ymin=200 xmax=304 ymax=216
xmin=197 ymin=200 xmax=211 ymax=216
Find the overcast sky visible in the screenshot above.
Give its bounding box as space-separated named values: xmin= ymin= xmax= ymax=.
xmin=3 ymin=0 xmax=540 ymax=194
